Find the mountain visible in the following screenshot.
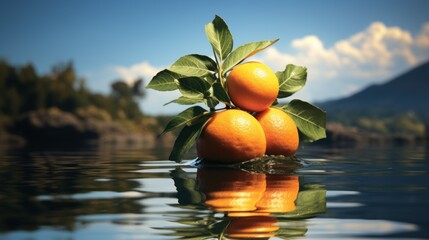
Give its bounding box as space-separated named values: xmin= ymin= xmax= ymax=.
xmin=319 ymin=61 xmax=429 ymax=120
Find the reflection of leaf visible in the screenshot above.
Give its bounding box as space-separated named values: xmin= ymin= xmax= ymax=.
xmin=209 ymin=220 xmax=230 ymax=237
xmin=153 ymin=211 xmax=222 ymax=239
xmin=156 ymin=228 xmax=209 ymax=239
xmin=276 ymin=226 xmax=308 ymax=238
xmin=170 ymin=168 xmax=204 ymax=205
xmin=278 ymin=183 xmax=327 ymax=219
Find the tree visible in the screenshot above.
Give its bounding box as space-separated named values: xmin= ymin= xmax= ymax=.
xmin=110 ymin=79 xmax=145 ymax=121
xmin=0 ymin=60 xmax=145 ymax=124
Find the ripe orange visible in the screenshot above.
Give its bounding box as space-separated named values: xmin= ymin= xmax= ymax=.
xmin=226 ymin=216 xmax=279 ymax=239
xmin=196 ymin=109 xmax=266 ymax=163
xmin=226 ymin=61 xmax=279 ymax=112
xmin=255 ymin=107 xmax=299 ymax=156
xmin=255 ymin=174 xmax=299 ymax=213
xmin=196 ymin=168 xmax=266 ymax=212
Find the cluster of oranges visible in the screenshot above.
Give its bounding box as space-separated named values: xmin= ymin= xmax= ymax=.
xmin=197 ymin=61 xmax=299 ymax=163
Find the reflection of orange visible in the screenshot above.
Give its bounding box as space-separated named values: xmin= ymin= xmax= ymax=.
xmin=256 ymin=174 xmax=299 ymax=213
xmin=197 ymin=168 xmax=266 ymax=212
xmin=226 ymin=216 xmax=279 ymax=239
xmin=227 ymin=211 xmax=270 ymax=217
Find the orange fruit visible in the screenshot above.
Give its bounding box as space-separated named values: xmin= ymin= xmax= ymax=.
xmin=226 ymin=61 xmax=279 ymax=112
xmin=256 ymin=174 xmax=299 ymax=213
xmin=255 ymin=107 xmax=299 ymax=156
xmin=196 ymin=109 xmax=266 ymax=163
xmin=226 ymin=216 xmax=279 ymax=239
xmin=196 ymin=168 xmax=266 ymax=212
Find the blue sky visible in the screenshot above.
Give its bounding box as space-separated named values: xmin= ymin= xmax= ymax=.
xmin=1 ymin=0 xmax=429 ymax=115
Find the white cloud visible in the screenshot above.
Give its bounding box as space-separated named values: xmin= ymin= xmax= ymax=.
xmin=255 ymin=21 xmax=429 ymax=102
xmin=416 ymin=22 xmax=429 ymax=48
xmin=114 ymin=61 xmax=161 ymax=84
xmin=260 ymin=22 xmax=421 ymax=80
xmin=257 ymin=36 xmax=340 ymax=79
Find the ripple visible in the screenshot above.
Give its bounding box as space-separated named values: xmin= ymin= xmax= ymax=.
xmin=327 ymin=190 xmax=360 ymax=197
xmin=302 ymin=158 xmax=331 ymax=162
xmin=36 ymin=191 xmax=145 ymax=201
xmin=94 ymin=178 xmax=112 ymax=182
xmin=327 ymin=202 xmax=364 ymax=208
xmin=134 ymin=178 xmax=177 ymax=193
xmin=297 ymin=169 xmax=344 ymax=175
xmin=305 ymin=218 xmax=419 ymax=238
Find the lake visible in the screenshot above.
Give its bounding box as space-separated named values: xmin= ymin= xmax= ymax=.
xmin=0 ymin=143 xmax=428 ymax=239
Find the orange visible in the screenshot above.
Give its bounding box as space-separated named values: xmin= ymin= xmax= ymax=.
xmin=196 ymin=168 xmax=266 ymax=212
xmin=196 ymin=109 xmax=266 ymax=163
xmin=226 ymin=216 xmax=279 ymax=239
xmin=226 ymin=61 xmax=279 ymax=112
xmin=255 ymin=107 xmax=299 ymax=156
xmin=256 ymin=174 xmax=299 ymax=213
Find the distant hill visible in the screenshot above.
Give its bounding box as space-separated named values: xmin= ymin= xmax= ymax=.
xmin=319 ymin=61 xmax=429 ymax=121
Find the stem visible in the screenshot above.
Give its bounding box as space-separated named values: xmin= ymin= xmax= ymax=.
xmin=212 ymin=47 xmax=233 ymax=109
xmin=212 ymin=48 xmax=225 ymax=87
xmin=215 ymin=107 xmax=228 ymax=111
xmin=213 ymin=47 xmax=220 ymax=66
xmin=186 ymin=111 xmax=212 ymax=126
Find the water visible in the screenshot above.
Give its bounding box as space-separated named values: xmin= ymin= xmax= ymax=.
xmin=0 ymin=143 xmax=428 ymax=239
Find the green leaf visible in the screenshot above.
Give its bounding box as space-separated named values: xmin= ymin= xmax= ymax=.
xmin=204 ymin=74 xmax=217 ymax=85
xmin=205 ymin=15 xmax=233 ymax=60
xmin=169 ymin=114 xmax=212 ymax=162
xmin=146 ymin=69 xmax=181 ymax=91
xmin=281 ymin=99 xmax=326 ymax=142
xmin=178 ymin=77 xmax=211 ymax=99
xmin=222 ymin=39 xmax=279 ymax=73
xmin=205 ymin=97 xmax=219 ymax=109
xmin=170 ymin=168 xmax=204 ymax=205
xmin=161 ymin=106 xmax=207 ymax=135
xmin=169 ymin=54 xmax=217 ymax=77
xmin=212 ymin=82 xmax=230 ymax=104
xmin=276 ymin=64 xmax=307 ymax=98
xmin=164 ymin=96 xmax=204 ymax=106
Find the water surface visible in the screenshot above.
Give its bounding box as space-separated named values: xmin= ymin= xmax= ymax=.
xmin=0 ymin=144 xmax=428 ymax=239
